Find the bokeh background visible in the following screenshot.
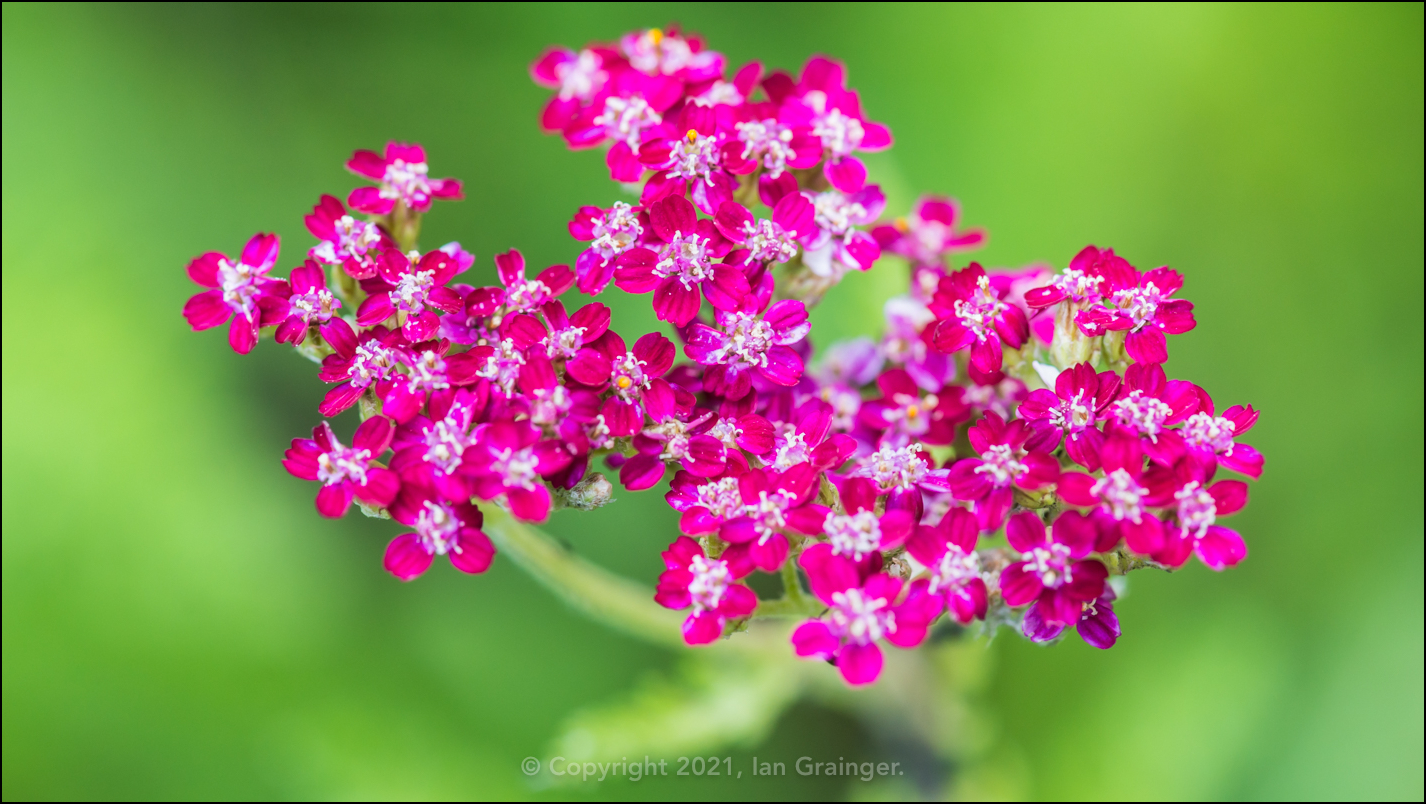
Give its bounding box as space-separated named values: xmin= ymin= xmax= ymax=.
xmin=3 ymin=3 xmax=1421 ymax=800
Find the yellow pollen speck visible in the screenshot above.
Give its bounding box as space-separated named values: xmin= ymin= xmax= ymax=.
xmin=616 ymin=376 xmax=633 ymax=389
xmin=907 ymin=405 xmax=920 ymax=418
xmin=893 ymin=217 xmax=909 ymax=233
xmin=649 ymin=28 xmax=664 ymax=45
xmin=686 ymin=129 xmax=698 ymax=143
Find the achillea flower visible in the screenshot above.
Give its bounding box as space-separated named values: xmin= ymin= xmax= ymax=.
xmin=780 ymin=56 xmax=893 ymax=193
xmin=905 ymin=507 xmax=988 ymax=625
xmin=872 ymin=196 xmax=986 ymax=268
xmin=465 ymin=249 xmax=576 ymax=323
xmin=1104 ymin=362 xmax=1199 ymax=465
xmin=316 ymin=319 xmax=403 ymax=417
xmin=800 ymin=186 xmax=885 ymax=278
xmin=275 ymin=260 xmax=341 ymax=346
xmin=355 ymin=248 xmax=466 ymax=342
xmin=719 ymin=464 xmax=822 ymax=572
xmin=529 ymin=46 xmax=612 ymax=132
xmin=684 ymin=298 xmax=811 ymax=400
xmin=1056 ymin=435 xmax=1167 ymax=554
xmin=384 ymin=480 xmax=493 ymax=581
xmin=570 ymin=201 xmax=645 ymax=295
xmin=282 ymin=417 xmax=400 ymax=518
xmin=346 ymin=141 xmax=463 ymax=215
xmin=388 ymin=387 xmax=487 ymax=502
xmin=613 ymin=195 xmax=746 ymax=326
xmin=655 ymin=536 xmax=758 ymax=645
xmin=928 ymin=263 xmax=1030 ymax=375
xmin=999 ymin=511 xmax=1109 ymax=630
xmin=1022 ymin=588 xmax=1119 ymax=649
xmin=792 ymin=547 xmax=941 ymax=685
xmin=947 ymin=412 xmax=1060 ymax=530
xmin=858 ymin=368 xmax=970 ymax=447
xmin=304 ymin=194 xmax=390 ymax=279
xmin=1178 ymin=395 xmax=1264 ymax=479
xmin=1075 ymin=264 xmax=1196 ymax=364
xmin=565 ymin=330 xmax=677 ymax=436
xmin=461 ymin=422 xmax=573 ymax=522
xmin=1016 ymin=361 xmax=1120 ymax=470
xmin=804 ymin=477 xmax=916 ymax=565
xmin=1151 ymin=458 xmax=1250 ymax=570
xmin=182 ymin=232 xmax=291 ymax=355
xmin=712 ymin=195 xmax=817 ymax=268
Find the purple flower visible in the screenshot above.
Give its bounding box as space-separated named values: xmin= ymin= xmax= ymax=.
xmin=999 ymin=511 xmax=1109 ymax=630
xmin=792 ymin=546 xmax=940 ymax=686
xmin=1103 ymin=362 xmax=1199 ymax=466
xmin=655 ymin=536 xmax=758 ymax=645
xmin=685 ymin=298 xmax=811 ymax=400
xmin=1017 ymin=361 xmax=1121 ymax=470
xmin=858 ymin=368 xmax=969 ymax=447
xmin=947 ymin=412 xmax=1060 ymax=530
xmin=1022 ymin=588 xmax=1120 ymax=649
xmin=389 ymin=387 xmax=487 ymax=502
xmin=614 ymin=195 xmax=746 ymax=326
xmin=346 ymin=141 xmax=463 ymax=215
xmin=1057 ymin=434 xmax=1167 ymax=555
xmin=719 ymin=464 xmax=823 ymax=572
xmin=530 ymin=46 xmax=611 ymax=132
xmin=182 ymin=232 xmax=291 ymax=355
xmin=905 ymin=507 xmax=988 ymax=625
xmin=848 ymin=442 xmax=953 ymax=523
xmin=570 ymin=201 xmax=645 ymax=295
xmin=808 ymin=477 xmax=916 ymax=564
xmin=304 ymin=194 xmax=391 ymax=279
xmin=355 ymin=248 xmax=466 ymax=342
xmin=282 ymin=417 xmax=400 ymax=518
xmin=879 ymin=296 xmax=956 ymax=391
xmin=464 ymin=421 xmax=572 ymax=522
xmin=929 ymin=263 xmax=1030 ymax=375
xmin=316 ymin=320 xmax=402 ymax=417
xmin=800 ymin=186 xmax=885 ymax=278
xmin=274 ymin=259 xmax=341 ymax=346
xmin=384 ymin=479 xmax=493 ymax=581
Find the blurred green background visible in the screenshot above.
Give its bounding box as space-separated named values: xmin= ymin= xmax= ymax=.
xmin=3 ymin=2 xmax=1422 ymax=800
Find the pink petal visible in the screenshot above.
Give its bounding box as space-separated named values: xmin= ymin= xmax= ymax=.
xmin=450 ymin=528 xmax=495 ymax=574
xmin=791 ymin=619 xmax=839 ymax=659
xmin=682 ymin=611 xmax=723 ymax=645
xmin=384 ymin=532 xmax=434 ymax=581
xmin=837 ymin=642 xmax=883 ymax=686
xmin=315 ymin=483 xmax=354 ymax=518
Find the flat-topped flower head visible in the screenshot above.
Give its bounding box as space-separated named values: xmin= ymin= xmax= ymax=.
xmin=183 ymin=232 xmax=291 ymax=354
xmin=656 ymin=536 xmax=757 ymax=645
xmin=283 ymin=417 xmax=400 ymax=519
xmin=346 ymin=142 xmax=463 ymax=215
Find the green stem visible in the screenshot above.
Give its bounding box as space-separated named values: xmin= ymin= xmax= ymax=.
xmin=481 ymin=505 xmax=686 ymax=648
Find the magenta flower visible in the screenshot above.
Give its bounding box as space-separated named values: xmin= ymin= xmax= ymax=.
xmin=905 ymin=507 xmax=988 ymax=625
xmin=638 ymin=123 xmax=739 ymax=215
xmin=879 ymin=296 xmax=956 ymax=391
xmin=464 ymin=421 xmax=572 ymax=522
xmin=317 ymin=319 xmax=403 ymax=417
xmin=947 ymin=412 xmax=1060 ymax=530
xmin=792 ymin=547 xmax=941 ymax=686
xmin=1022 ymin=244 xmax=1124 ymax=309
xmin=274 ymin=260 xmax=341 ymax=346
xmin=1178 ymin=396 xmax=1264 ymax=479
xmin=1017 ymin=362 xmax=1121 ymax=470
xmin=384 ymin=479 xmax=493 ymax=581
xmin=757 ymin=399 xmax=856 ymax=473
xmin=800 ymin=186 xmax=885 ymax=278
xmin=620 ymin=27 xmax=724 ymax=82
xmin=929 ymin=263 xmax=1030 ymax=375
xmin=858 ymin=368 xmax=970 ymax=447
xmin=381 ymin=338 xmax=485 ymax=424
xmin=806 ymin=477 xmax=916 ymax=565
xmin=712 ymin=194 xmax=817 ymax=268
xmin=1022 ymin=587 xmax=1120 ymax=649
xmin=780 ymin=56 xmax=894 ymax=193
xmin=565 ymin=330 xmax=677 ymax=436
xmin=345 ymin=142 xmax=463 ymax=215
xmin=1151 ymin=459 xmax=1250 ymax=571
xmin=718 ymin=464 xmax=823 ymax=572
xmin=655 ymin=536 xmax=758 ymax=645
xmin=465 ymin=248 xmax=576 ymax=325
xmin=569 ymin=201 xmax=645 ymax=295
xmin=282 ymin=417 xmax=400 ymax=518
xmin=1075 ymin=264 xmax=1196 ymax=364
xmin=1103 ymin=362 xmax=1199 ymax=465
xmin=182 ymin=232 xmax=291 ymax=355
xmin=999 ymin=511 xmax=1109 ymax=629
xmin=723 ymin=117 xmax=822 ymax=180
xmin=355 ymin=248 xmax=466 ymax=342
xmin=685 ymin=298 xmax=811 ymax=400
xmin=667 ymin=471 xmax=750 ymax=536
xmin=304 ymin=194 xmax=391 ymax=279
xmin=499 ymin=300 xmax=612 ymax=362
xmin=389 ymin=388 xmax=486 ymax=502
xmin=614 ymin=195 xmax=746 ymax=326
xmin=872 ymin=196 xmax=986 ymax=267
xmin=1057 ymin=435 xmax=1167 ymax=555
xmin=848 ymin=442 xmax=954 ymax=522
xmin=529 ymin=46 xmax=612 ymax=132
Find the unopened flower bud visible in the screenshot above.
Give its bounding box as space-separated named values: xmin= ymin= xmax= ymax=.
xmin=561 ymin=472 xmax=614 ymax=510
xmin=1049 ymin=302 xmax=1098 ymax=368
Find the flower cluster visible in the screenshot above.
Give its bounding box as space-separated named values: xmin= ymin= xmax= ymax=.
xmin=184 ymin=25 xmax=1263 ymax=689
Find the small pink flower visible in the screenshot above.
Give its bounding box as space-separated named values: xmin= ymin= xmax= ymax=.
xmin=565 ymin=330 xmax=678 ymax=437
xmin=1150 ymin=458 xmax=1250 ymax=571
xmin=848 ymin=442 xmax=954 ymax=523
xmin=947 ymin=412 xmax=1060 ymax=530
xmin=905 ymin=507 xmax=988 ymax=625
xmin=638 ymin=123 xmax=739 ymax=215
xmin=1023 ymin=588 xmax=1120 ymax=649
xmin=274 ymin=260 xmax=341 ymax=346
xmin=464 ymin=421 xmax=573 ymax=522
xmin=792 ymin=546 xmax=941 ymax=686
xmin=570 ymin=201 xmax=645 ymax=295
xmin=1023 ymin=244 xmax=1125 ymax=309
xmin=619 ymin=27 xmax=724 ymax=82
xmin=805 ymin=477 xmax=916 ymax=565
xmin=498 ymin=300 xmax=612 ymax=362
xmin=614 ymin=195 xmax=746 ymax=326
xmin=800 ymin=186 xmax=885 ymax=278
xmin=723 ymin=117 xmax=821 ymax=180
xmin=346 ymin=142 xmax=463 ymax=215
xmin=465 ymin=249 xmax=576 ymax=324
xmin=530 ymin=46 xmax=611 ymax=132
xmin=380 ymin=338 xmax=485 ymax=424
xmin=712 ymin=195 xmax=817 ymax=267
xmin=304 ymin=194 xmax=391 ymax=279
xmin=780 ymin=56 xmax=894 ymax=193
xmin=929 ymin=263 xmax=1030 ymax=375
xmin=858 ymin=368 xmax=970 ymax=447
xmin=1074 ymin=262 xmax=1196 ymax=364
xmin=655 ymin=536 xmax=758 ymax=645
xmin=1057 ymin=435 xmax=1167 ymax=554
xmin=385 ymin=479 xmax=493 ymax=581
xmin=1103 ymin=362 xmax=1200 ymax=465
xmin=872 ymin=196 xmax=986 ymax=267
xmin=719 ymin=464 xmax=824 ymax=572
xmin=317 ymin=320 xmax=403 ymax=417
xmin=1177 ymin=394 xmax=1263 ymax=479
xmin=1017 ymin=362 xmax=1120 ymax=470
xmin=389 ymin=387 xmax=488 ymax=502
xmin=684 ymin=298 xmax=811 ymax=400
xmin=356 ymin=248 xmax=467 ymax=342
xmin=182 ymin=232 xmax=291 ymax=355
xmin=282 ymin=417 xmax=400 ymax=518
xmin=999 ymin=510 xmax=1109 ymax=629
